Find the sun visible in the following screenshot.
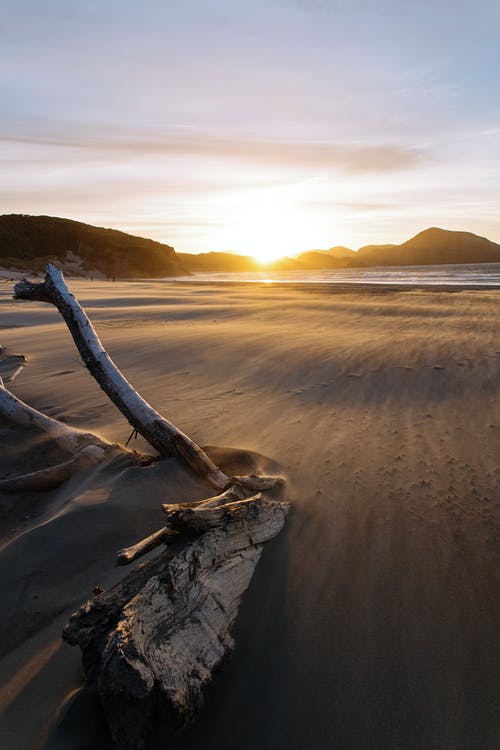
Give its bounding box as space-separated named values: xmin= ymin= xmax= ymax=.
xmin=250 ymin=243 xmax=289 ymax=264
xmin=240 ymin=199 xmax=308 ymax=263
xmin=214 ymin=187 xmax=315 ymax=264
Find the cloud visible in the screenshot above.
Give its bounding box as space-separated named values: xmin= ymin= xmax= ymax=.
xmin=0 ymin=124 xmax=427 ymax=174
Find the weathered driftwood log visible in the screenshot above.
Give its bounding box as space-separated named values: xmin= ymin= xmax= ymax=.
xmin=115 ymin=526 xmax=177 ymax=566
xmin=64 ymin=493 xmax=288 ymax=750
xmin=114 ymin=475 xmax=285 ymax=566
xmin=0 ymin=371 xmax=122 ymax=491
xmin=14 ymin=265 xmax=227 ymax=489
xmin=7 ymin=267 xmax=290 ymax=749
xmin=0 ymin=378 xmax=110 ymax=455
xmin=0 ymin=444 xmax=110 ymax=492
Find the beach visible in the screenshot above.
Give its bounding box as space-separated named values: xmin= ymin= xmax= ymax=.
xmin=1 ymin=278 xmax=499 ymax=750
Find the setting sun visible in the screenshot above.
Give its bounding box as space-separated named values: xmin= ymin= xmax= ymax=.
xmin=209 ymin=186 xmax=319 ymax=263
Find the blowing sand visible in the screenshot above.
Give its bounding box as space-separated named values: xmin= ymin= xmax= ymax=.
xmin=0 ymin=279 xmax=499 ymax=750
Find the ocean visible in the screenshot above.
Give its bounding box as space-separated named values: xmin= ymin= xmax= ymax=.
xmin=172 ymin=262 xmax=500 ymax=288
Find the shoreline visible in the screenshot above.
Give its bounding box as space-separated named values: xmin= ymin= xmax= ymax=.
xmin=169 ymin=278 xmax=500 ymax=292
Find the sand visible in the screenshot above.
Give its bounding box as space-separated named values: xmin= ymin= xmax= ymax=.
xmin=0 ymin=278 xmax=499 ymax=750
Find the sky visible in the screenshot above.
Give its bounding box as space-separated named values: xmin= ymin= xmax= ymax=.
xmin=1 ymin=0 xmax=500 ymax=260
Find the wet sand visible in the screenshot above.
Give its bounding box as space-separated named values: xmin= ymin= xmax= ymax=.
xmin=1 ymin=279 xmax=499 ymax=750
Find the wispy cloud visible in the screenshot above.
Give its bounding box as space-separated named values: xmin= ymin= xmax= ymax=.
xmin=0 ymin=126 xmax=427 ymax=174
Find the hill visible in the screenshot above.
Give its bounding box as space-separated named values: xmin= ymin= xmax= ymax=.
xmin=353 ymin=228 xmax=500 ymax=267
xmin=179 ymin=229 xmax=500 ymax=274
xmin=0 ymin=214 xmax=185 ymax=278
xmin=295 ymin=250 xmax=353 ymax=269
xmin=302 ymin=246 xmax=355 ymax=260
xmin=176 ymin=251 xmax=260 ymax=273
xmin=178 ymin=248 xmax=354 ymax=274
xmin=4 ymin=218 xmax=499 ymax=277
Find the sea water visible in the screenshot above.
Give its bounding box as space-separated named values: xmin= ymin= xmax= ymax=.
xmin=172 ymin=262 xmax=500 ymax=287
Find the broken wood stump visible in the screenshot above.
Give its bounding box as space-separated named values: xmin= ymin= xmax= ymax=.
xmin=64 ymin=492 xmax=289 ymax=750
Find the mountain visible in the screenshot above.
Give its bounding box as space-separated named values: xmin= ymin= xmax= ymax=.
xmin=174 ymin=229 xmax=500 ymax=274
xmin=303 ymin=246 xmax=355 ymax=259
xmin=176 ymin=251 xmax=260 ymax=273
xmin=295 ymin=250 xmax=353 ymax=269
xmin=353 ymin=228 xmax=500 ymax=267
xmin=178 ymin=248 xmax=355 ymax=273
xmin=4 ymin=217 xmax=499 ymax=277
xmin=355 ymin=244 xmax=396 ymax=259
xmin=178 ymin=251 xmax=348 ymax=273
xmin=0 ymin=214 xmax=185 ymax=278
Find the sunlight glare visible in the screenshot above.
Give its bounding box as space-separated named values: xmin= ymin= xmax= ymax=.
xmin=213 ymin=187 xmax=316 ymax=263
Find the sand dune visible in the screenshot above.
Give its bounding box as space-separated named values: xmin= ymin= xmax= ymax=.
xmin=0 ymin=280 xmax=499 ymax=750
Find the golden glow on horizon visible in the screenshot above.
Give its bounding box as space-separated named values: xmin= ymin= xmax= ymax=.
xmin=208 ymin=187 xmax=318 ymax=264
xmin=251 ymin=247 xmax=287 ymax=264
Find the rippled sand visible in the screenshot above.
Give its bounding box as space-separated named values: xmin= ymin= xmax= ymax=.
xmin=1 ymin=279 xmax=499 ymax=750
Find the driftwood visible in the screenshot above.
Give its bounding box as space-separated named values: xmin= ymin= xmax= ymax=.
xmin=14 ymin=265 xmax=227 ymax=489
xmin=0 ymin=373 xmax=120 ymax=491
xmin=64 ymin=493 xmax=288 ymax=750
xmin=116 ymin=526 xmax=177 ymax=566
xmin=0 ymin=444 xmax=110 ymax=492
xmin=115 ymin=476 xmax=285 ymax=566
xmin=4 ymin=265 xmax=289 ymax=748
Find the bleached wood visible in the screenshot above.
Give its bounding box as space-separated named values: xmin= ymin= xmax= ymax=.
xmin=64 ymin=494 xmax=289 ymax=749
xmin=197 ymin=484 xmax=246 ymax=506
xmin=116 ymin=526 xmax=177 ymax=566
xmin=163 ymin=493 xmax=288 ymax=535
xmin=0 ymin=378 xmax=111 ymax=455
xmin=14 ymin=265 xmax=228 ymax=489
xmin=0 ymin=445 xmax=107 ymax=492
xmin=116 ymin=480 xmax=284 ymax=565
xmin=7 ymin=270 xmax=291 ymax=747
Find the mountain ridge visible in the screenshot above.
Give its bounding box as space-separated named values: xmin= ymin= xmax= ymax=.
xmin=353 ymin=227 xmax=500 ymax=267
xmin=179 ymin=227 xmax=500 ymax=272
xmin=2 ymin=216 xmax=500 ymax=275
xmin=0 ymin=214 xmax=185 ymax=278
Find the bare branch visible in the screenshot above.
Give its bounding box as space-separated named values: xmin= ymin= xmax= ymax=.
xmin=14 ymin=265 xmax=227 ymax=489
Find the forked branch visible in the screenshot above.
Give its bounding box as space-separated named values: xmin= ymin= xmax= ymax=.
xmin=14 ymin=265 xmax=228 ymax=489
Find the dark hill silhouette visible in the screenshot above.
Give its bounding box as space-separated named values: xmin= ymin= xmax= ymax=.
xmin=180 ymin=229 xmax=500 ymax=273
xmin=355 ymin=243 xmax=396 ymax=259
xmin=353 ymin=228 xmax=500 ymax=267
xmin=0 ymin=214 xmax=185 ymax=278
xmin=164 ymin=227 xmax=500 ymax=274
xmin=3 ymin=218 xmax=500 ymax=276
xmin=303 ymin=246 xmax=355 ymax=260
xmin=178 ymin=251 xmax=347 ymax=273
xmin=295 ymin=251 xmax=352 ymax=269
xmin=176 ymin=251 xmax=260 ymax=273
